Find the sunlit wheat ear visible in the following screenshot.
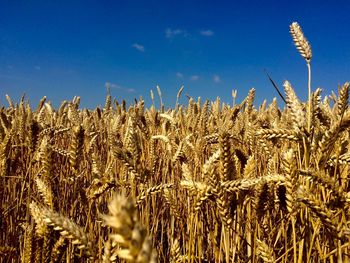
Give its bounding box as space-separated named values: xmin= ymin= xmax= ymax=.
xmin=297 ymin=191 xmax=340 ymax=236
xmin=102 ymin=194 xmax=157 ymax=263
xmin=256 ymin=239 xmax=275 ymax=263
xmin=290 ymin=22 xmax=312 ymax=63
xmin=31 ymin=201 xmax=93 ymax=257
xmin=290 ymin=22 xmax=313 ymax=134
xmin=29 ymin=202 xmax=49 ymax=237
xmin=283 ymin=80 xmax=306 ymax=130
xmin=34 ymin=177 xmax=53 ymax=208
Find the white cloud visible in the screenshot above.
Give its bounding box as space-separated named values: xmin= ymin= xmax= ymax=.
xmin=190 ymin=75 xmax=199 ymax=81
xmin=200 ymin=30 xmax=214 ymax=36
xmin=126 ymin=88 xmax=136 ymax=93
xmin=106 ymin=82 xmax=121 ymax=90
xmin=213 ymin=74 xmax=220 ymax=83
xmin=165 ymin=28 xmax=187 ymax=38
xmin=132 ymin=43 xmax=145 ymax=52
xmin=176 ymin=72 xmax=184 ymax=79
xmin=105 ymin=82 xmax=136 ymax=93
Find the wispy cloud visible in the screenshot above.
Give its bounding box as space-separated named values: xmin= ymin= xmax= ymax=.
xmin=190 ymin=75 xmax=199 ymax=81
xmin=108 ymin=83 xmax=121 ymax=89
xmin=126 ymin=88 xmax=136 ymax=93
xmin=105 ymin=82 xmax=136 ymax=93
xmin=165 ymin=28 xmax=187 ymax=39
xmin=200 ymin=30 xmax=214 ymax=36
xmin=176 ymin=72 xmax=184 ymax=79
xmin=132 ymin=43 xmax=145 ymax=52
xmin=213 ymin=74 xmax=220 ymax=83
xmin=34 ymin=66 xmax=41 ymax=70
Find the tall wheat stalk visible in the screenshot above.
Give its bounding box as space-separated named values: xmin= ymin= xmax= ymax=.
xmin=290 ymin=22 xmax=312 ymax=134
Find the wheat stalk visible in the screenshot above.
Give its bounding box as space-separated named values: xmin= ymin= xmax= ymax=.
xmin=290 ymin=22 xmax=312 ymax=135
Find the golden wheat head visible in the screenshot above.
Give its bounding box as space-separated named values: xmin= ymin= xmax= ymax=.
xmin=290 ymin=22 xmax=312 ymax=62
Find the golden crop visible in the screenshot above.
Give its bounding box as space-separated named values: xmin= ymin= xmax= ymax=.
xmin=1 ymin=22 xmax=350 ymax=263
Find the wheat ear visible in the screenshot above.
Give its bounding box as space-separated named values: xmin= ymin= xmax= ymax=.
xmin=290 ymin=22 xmax=312 ymax=62
xmin=256 ymin=239 xmax=275 ymax=263
xmin=290 ymin=22 xmax=312 ymax=134
xmin=102 ymin=194 xmax=157 ymax=262
xmin=30 ymin=201 xmax=93 ymax=257
xmin=34 ymin=177 xmax=53 ymax=208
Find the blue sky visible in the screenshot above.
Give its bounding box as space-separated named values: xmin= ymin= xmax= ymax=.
xmin=1 ymin=1 xmax=350 ymax=108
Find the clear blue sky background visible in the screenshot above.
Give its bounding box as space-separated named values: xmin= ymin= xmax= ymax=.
xmin=1 ymin=0 xmax=350 ymax=108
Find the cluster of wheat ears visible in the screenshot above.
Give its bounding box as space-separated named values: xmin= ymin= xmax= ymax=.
xmin=1 ymin=22 xmax=350 ymax=263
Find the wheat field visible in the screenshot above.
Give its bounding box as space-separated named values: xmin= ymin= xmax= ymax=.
xmin=1 ymin=22 xmax=350 ymax=263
